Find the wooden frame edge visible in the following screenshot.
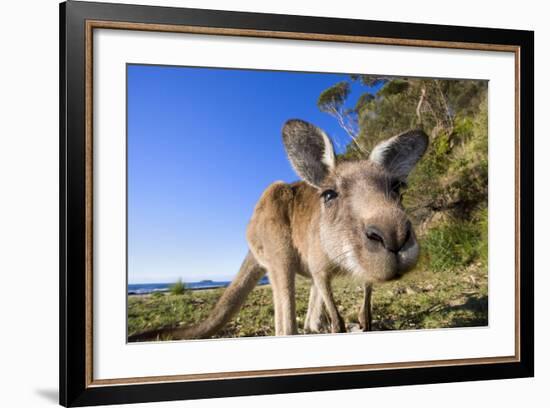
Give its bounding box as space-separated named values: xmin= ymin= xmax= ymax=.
xmin=85 ymin=19 xmax=94 ymax=389
xmin=81 ymin=18 xmax=525 ymax=390
xmin=88 ymin=356 xmax=519 ymax=387
xmin=87 ymin=19 xmax=520 ymax=52
xmin=514 ymin=46 xmax=521 ymax=361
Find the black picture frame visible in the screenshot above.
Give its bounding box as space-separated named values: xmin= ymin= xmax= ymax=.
xmin=60 ymin=1 xmax=534 ymax=406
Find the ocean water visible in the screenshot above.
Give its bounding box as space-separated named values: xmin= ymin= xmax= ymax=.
xmin=128 ymin=276 xmax=270 ymax=295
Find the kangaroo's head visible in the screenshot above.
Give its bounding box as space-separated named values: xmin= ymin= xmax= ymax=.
xmin=282 ymin=119 xmax=428 ymax=282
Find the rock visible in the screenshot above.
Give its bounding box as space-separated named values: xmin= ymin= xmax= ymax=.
xmin=448 ymin=298 xmax=466 ymax=307
xmin=422 ymin=284 xmax=435 ymax=292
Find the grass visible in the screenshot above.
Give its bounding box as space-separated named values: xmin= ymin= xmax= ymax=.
xmin=127 ymin=261 xmax=488 ymax=340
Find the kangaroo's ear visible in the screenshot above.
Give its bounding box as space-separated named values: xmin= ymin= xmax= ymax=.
xmin=282 ymin=119 xmax=336 ymax=188
xmin=370 ymin=129 xmax=429 ymax=180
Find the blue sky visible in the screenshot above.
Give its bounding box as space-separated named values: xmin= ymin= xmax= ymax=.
xmin=127 ymin=65 xmax=376 ymax=284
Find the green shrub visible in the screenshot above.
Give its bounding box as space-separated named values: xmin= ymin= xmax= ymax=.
xmin=169 ymin=279 xmax=187 ymax=295
xmin=477 ymin=208 xmax=489 ymax=267
xmin=422 ymin=220 xmax=482 ymax=272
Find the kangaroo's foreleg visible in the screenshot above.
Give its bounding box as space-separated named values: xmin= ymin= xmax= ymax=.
xmin=311 ymin=275 xmax=345 ymax=333
xmin=358 ymin=283 xmax=373 ymax=331
xmin=304 ymin=284 xmax=329 ymax=333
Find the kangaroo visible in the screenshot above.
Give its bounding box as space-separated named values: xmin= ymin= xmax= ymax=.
xmin=129 ymin=119 xmax=428 ymax=341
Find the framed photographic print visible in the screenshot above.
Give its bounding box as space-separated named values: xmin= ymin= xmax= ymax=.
xmin=59 ymin=0 xmax=534 ymax=406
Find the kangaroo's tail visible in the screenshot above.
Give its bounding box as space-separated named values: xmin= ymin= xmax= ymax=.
xmin=128 ymin=251 xmax=265 ymax=341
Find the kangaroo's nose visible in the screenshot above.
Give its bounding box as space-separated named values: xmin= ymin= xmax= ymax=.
xmin=366 ymin=221 xmax=411 ymax=253
xmin=366 ymin=226 xmax=386 ymax=246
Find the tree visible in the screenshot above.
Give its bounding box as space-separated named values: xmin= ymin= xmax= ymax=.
xmin=316 ymin=81 xmax=364 ymax=152
xmin=317 ymin=75 xmax=488 ymax=226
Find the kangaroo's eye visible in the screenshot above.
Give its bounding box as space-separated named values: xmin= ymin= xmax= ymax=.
xmin=320 ymin=189 xmax=338 ymax=203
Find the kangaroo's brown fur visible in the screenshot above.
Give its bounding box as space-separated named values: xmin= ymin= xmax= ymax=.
xmin=129 ymin=120 xmax=428 ymax=341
